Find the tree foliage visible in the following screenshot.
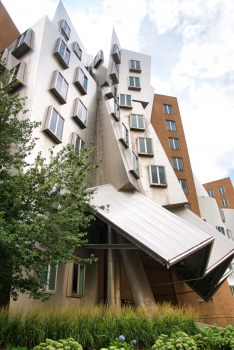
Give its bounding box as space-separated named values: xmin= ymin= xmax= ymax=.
xmin=0 ymin=64 xmax=101 ymax=300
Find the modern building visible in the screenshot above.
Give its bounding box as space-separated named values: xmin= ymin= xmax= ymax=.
xmin=1 ymin=0 xmax=234 ymax=327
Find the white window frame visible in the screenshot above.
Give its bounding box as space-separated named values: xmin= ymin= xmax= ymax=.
xmin=50 ymin=70 xmax=69 ymax=104
xmin=60 ymin=20 xmax=71 ymax=41
xmin=129 ymin=60 xmax=141 ymax=72
xmin=179 ymin=179 xmax=188 ymax=194
xmin=55 ymin=38 xmax=71 ymax=69
xmin=149 ymin=166 xmax=167 ymax=187
xmin=72 ymin=263 xmax=85 ymax=296
xmin=74 ymin=134 xmax=85 ymax=153
xmin=128 ymin=76 xmax=141 ymax=90
xmin=216 ymin=226 xmax=225 ymax=235
xmin=130 ymin=114 xmax=145 ymax=130
xmin=221 ymin=198 xmax=228 ymax=207
xmin=119 ymin=123 xmax=129 ymax=148
xmin=131 ymin=151 xmax=140 ymax=178
xmin=207 ymin=189 xmax=214 ymax=197
xmin=119 ymin=94 xmax=132 ymax=108
xmin=44 ymin=106 xmax=64 ymax=144
xmin=138 ymin=138 xmax=154 ymax=156
xmin=218 ymin=186 xmax=225 ymax=195
xmin=73 ymin=42 xmax=82 ymax=60
xmin=111 ymin=100 xmax=120 ymax=121
xmin=166 ymin=120 xmax=176 ymax=131
xmin=163 ymin=104 xmax=173 ymax=114
xmin=227 ymin=229 xmax=233 ymax=241
xmin=73 ymin=98 xmax=88 ymax=128
xmin=169 ymin=137 xmax=180 ymax=150
xmin=110 ymin=63 xmax=119 ymax=84
xmin=14 ymin=30 xmax=28 ymax=50
xmin=40 ymin=264 xmax=58 ymax=292
xmin=172 ymin=157 xmax=184 ymax=171
xmin=75 ymin=67 xmax=88 ymax=95
xmin=112 ymin=43 xmax=121 ymax=64
xmin=111 ymin=82 xmax=117 ymax=99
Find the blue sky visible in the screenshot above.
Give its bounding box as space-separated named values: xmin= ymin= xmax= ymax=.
xmin=3 ymin=0 xmax=234 ymax=186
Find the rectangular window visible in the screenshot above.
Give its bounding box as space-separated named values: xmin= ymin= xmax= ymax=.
xmin=8 ymin=64 xmax=20 ymax=85
xmin=179 ymin=179 xmax=188 ymax=194
xmin=207 ymin=189 xmax=214 ymax=197
xmin=166 ymin=120 xmax=176 ymax=131
xmin=172 ymin=157 xmax=184 ymax=170
xmin=75 ymin=135 xmax=85 ymax=153
xmin=40 ymin=264 xmax=57 ymax=292
xmin=111 ymin=83 xmax=117 ymax=98
xmin=138 ymin=138 xmax=153 ymax=155
xmin=14 ymin=30 xmax=27 ymax=50
xmin=163 ymin=104 xmax=173 ymax=114
xmin=120 ymin=123 xmax=129 ymax=147
xmin=60 ymin=20 xmax=71 ymax=41
xmin=218 ymin=186 xmax=225 ymax=194
xmin=77 ymin=100 xmax=87 ymax=126
xmin=112 ymin=43 xmax=121 ymax=64
xmin=74 ymin=42 xmax=82 ymax=60
xmin=169 ymin=138 xmax=180 ymax=150
xmin=119 ymin=94 xmax=132 ymax=108
xmin=51 ymin=71 xmax=68 ymax=104
xmin=93 ymin=50 xmax=104 ymax=69
xmin=221 ymin=198 xmax=228 ymax=207
xmin=72 ymin=263 xmax=85 ymax=295
xmin=217 ymin=226 xmax=225 ymax=235
xmin=11 ymin=29 xmax=33 ymax=58
xmin=150 ymin=166 xmax=166 ymax=186
xmin=130 ymin=60 xmax=141 ymax=72
xmin=49 ymin=108 xmax=64 ymax=141
xmin=130 ymin=114 xmax=144 ymax=130
xmin=55 ymin=38 xmax=71 ymax=69
xmin=112 ymin=100 xmax=120 ymax=121
xmin=132 ymin=151 xmax=139 ymax=178
xmin=75 ymin=67 xmax=88 ymax=95
xmin=129 ymin=76 xmax=141 ymax=89
xmin=227 ymin=229 xmax=233 ymax=241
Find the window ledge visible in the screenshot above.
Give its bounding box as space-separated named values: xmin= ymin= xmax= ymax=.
xmin=128 ymin=86 xmax=141 ymax=91
xmin=119 ymin=138 xmax=129 ymax=149
xmin=129 ymin=68 xmax=142 ymax=73
xmin=7 ymin=78 xmax=22 ymax=92
xmin=50 ymin=87 xmax=67 ymax=104
xmin=119 ymin=104 xmax=132 ymax=109
xmin=74 ymin=80 xmax=87 ymax=95
xmin=67 ymin=294 xmax=85 ymax=298
xmin=138 ymin=152 xmax=154 ymax=157
xmin=150 ymin=183 xmax=167 ymax=188
xmin=110 ymin=72 xmax=119 ymax=84
xmin=130 ymin=126 xmax=145 ymax=131
xmin=54 ymin=51 xmax=69 ymax=69
xmin=105 ymin=91 xmax=115 ymax=100
xmin=12 ymin=42 xmax=30 ymax=58
xmin=110 ymin=111 xmax=120 ymax=121
xmin=130 ymin=169 xmax=140 ymax=179
xmin=72 ymin=115 xmax=87 ymax=129
xmin=44 ymin=128 xmax=62 ymax=144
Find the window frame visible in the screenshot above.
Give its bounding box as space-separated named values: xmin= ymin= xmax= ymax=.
xmin=218 ymin=186 xmax=225 ymax=195
xmin=119 ymin=123 xmax=129 ymax=148
xmin=110 ymin=63 xmax=119 ymax=84
xmin=111 ymin=99 xmax=120 ymax=121
xmin=138 ymin=138 xmax=154 ymax=156
xmin=207 ymin=189 xmax=214 ymax=197
xmin=50 ymin=70 xmax=69 ymax=104
xmin=129 ymin=60 xmax=141 ymax=72
xmin=119 ymin=94 xmax=132 ymax=108
xmin=227 ymin=229 xmax=233 ymax=241
xmin=149 ymin=165 xmax=167 ymax=187
xmin=172 ymin=157 xmax=184 ymax=171
xmin=178 ymin=179 xmax=188 ymax=194
xmin=130 ymin=114 xmax=145 ymax=130
xmin=128 ymin=76 xmax=141 ymax=90
xmin=93 ymin=50 xmax=104 ymax=69
xmin=112 ymin=43 xmax=121 ymax=64
xmin=169 ymin=137 xmax=180 ymax=150
xmin=71 ymin=263 xmax=85 ymax=297
xmin=73 ymin=98 xmax=88 ymax=128
xmin=44 ymin=106 xmax=65 ymax=144
xmin=74 ymin=134 xmax=85 ymax=153
xmin=163 ymin=104 xmax=173 ymax=114
xmin=73 ymin=41 xmax=82 ymax=60
xmin=11 ymin=28 xmax=33 ymax=58
xmin=166 ymin=120 xmax=176 ymax=131
xmin=221 ymin=198 xmax=228 ymax=207
xmin=7 ymin=62 xmax=26 ymax=92
xmin=40 ymin=264 xmax=58 ymax=293
xmin=60 ymin=19 xmax=71 ymax=41
xmin=216 ymin=226 xmax=225 ymax=235
xmin=75 ymin=67 xmax=88 ymax=95
xmin=130 ymin=151 xmax=140 ymax=179
xmin=54 ymin=38 xmax=71 ymax=69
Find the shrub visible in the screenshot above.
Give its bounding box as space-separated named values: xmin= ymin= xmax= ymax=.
xmin=152 ymin=331 xmax=197 ymax=350
xmin=33 ymin=338 xmax=83 ymax=350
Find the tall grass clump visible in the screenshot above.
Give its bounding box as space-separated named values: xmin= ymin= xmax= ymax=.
xmin=0 ymin=303 xmax=199 ymax=349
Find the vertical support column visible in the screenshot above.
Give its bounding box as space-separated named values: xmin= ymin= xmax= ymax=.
xmin=115 ymin=250 xmax=121 ymax=307
xmin=107 ymin=226 xmax=121 ymax=306
xmin=116 ymin=235 xmax=156 ymax=309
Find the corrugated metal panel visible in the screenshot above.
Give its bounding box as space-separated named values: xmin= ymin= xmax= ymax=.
xmin=170 ymin=207 xmax=234 ymax=273
xmin=90 ymin=184 xmax=214 ymax=266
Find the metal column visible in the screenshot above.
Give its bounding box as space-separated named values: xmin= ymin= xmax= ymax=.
xmin=107 ymin=226 xmax=121 ymax=306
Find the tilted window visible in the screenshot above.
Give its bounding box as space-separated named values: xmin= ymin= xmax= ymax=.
xmin=216 ymin=226 xmax=225 ymax=235
xmin=169 ymin=138 xmax=180 ymax=150
xmin=93 ymin=50 xmax=104 ymax=69
xmin=130 ymin=114 xmax=145 ymax=130
xmin=227 ymin=229 xmax=233 ymax=241
xmin=75 ymin=135 xmax=85 ymax=153
xmin=44 ymin=106 xmax=64 ymax=144
xmin=221 ymin=198 xmax=228 ymax=207
xmin=130 ymin=60 xmax=141 ymax=72
xmin=110 ymin=63 xmax=119 ymax=84
xmin=131 ymin=151 xmax=139 ymax=178
xmin=73 ymin=98 xmax=88 ymax=128
xmin=8 ymin=64 xmax=20 ymax=85
xmin=75 ymin=67 xmax=88 ymax=95
xmin=72 ymin=263 xmax=85 ymax=295
xmin=7 ymin=62 xmax=26 ymax=91
xmin=172 ymin=157 xmax=184 ymax=170
xmin=111 ymin=100 xmax=120 ymax=121
xmin=73 ymin=42 xmax=82 ymax=60
xmin=119 ymin=94 xmax=132 ymax=108
xmin=166 ymin=120 xmax=176 ymax=131
xmin=60 ymin=20 xmax=71 ymax=41
xmin=119 ymin=123 xmax=129 ymax=148
xmin=218 ymin=186 xmax=225 ymax=195
xmin=150 ymin=166 xmax=166 ymax=186
xmin=54 ymin=38 xmax=71 ymax=69
xmin=50 ymin=70 xmax=68 ymax=104
xmin=40 ymin=264 xmax=57 ymax=292
xmin=207 ymin=189 xmax=214 ymax=197
xmin=11 ymin=29 xmax=33 ymax=58
xmin=111 ymin=82 xmax=117 ymax=99
xmin=138 ymin=138 xmax=153 ymax=155
xmin=179 ymin=179 xmax=188 ymax=194
xmin=163 ymin=104 xmax=173 ymax=114
xmin=129 ymin=76 xmax=141 ymax=90
xmin=112 ymin=44 xmax=121 ymax=64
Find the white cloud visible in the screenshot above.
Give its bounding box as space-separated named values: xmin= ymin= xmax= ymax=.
xmin=2 ymin=0 xmax=58 ymax=33
xmin=151 ymin=75 xmax=172 ymax=95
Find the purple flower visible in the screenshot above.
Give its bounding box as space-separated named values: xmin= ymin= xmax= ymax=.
xmin=119 ymin=335 xmax=125 ymax=342
xmin=132 ymin=340 xmax=137 ymax=345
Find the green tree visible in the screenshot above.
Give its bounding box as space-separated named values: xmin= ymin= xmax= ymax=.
xmin=0 ymin=64 xmax=101 ymax=301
